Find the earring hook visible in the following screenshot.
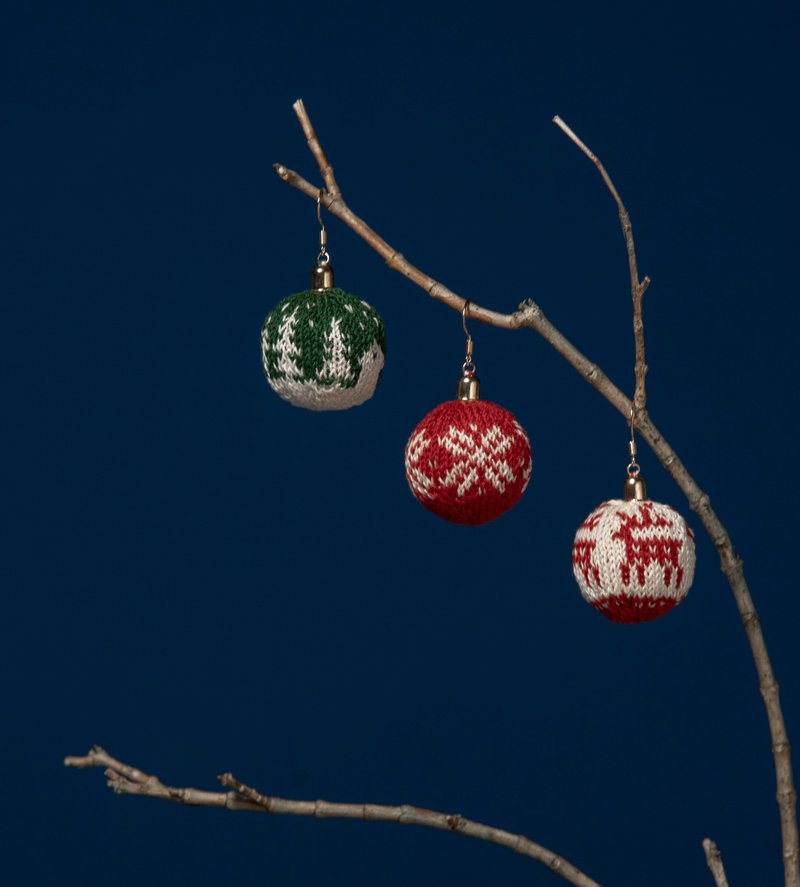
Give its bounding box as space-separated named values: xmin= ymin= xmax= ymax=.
xmin=317 ymin=190 xmax=329 ymax=265
xmin=623 ymin=404 xmax=648 ymax=500
xmin=455 ymin=300 xmax=481 ymax=401
xmin=309 ymin=189 xmax=334 ymax=290
xmin=462 ymin=301 xmax=475 ymax=374
xmin=627 ymin=406 xmax=640 ymax=476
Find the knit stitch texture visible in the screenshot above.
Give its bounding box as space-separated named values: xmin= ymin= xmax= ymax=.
xmin=261 ymin=288 xmax=386 ymax=411
xmin=572 ymin=499 xmax=696 ymax=623
xmin=405 ymin=399 xmax=532 ymax=526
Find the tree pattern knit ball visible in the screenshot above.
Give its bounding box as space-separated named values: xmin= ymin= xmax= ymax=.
xmin=261 ymin=288 xmax=387 ymax=411
xmin=405 ymin=400 xmax=532 ymax=526
xmin=572 ymin=499 xmax=696 ymax=623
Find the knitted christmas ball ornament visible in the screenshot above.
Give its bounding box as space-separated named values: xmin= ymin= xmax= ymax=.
xmin=261 ymin=287 xmax=386 ymax=411
xmin=405 ymin=398 xmax=532 ymax=526
xmin=572 ymin=498 xmax=696 ymax=623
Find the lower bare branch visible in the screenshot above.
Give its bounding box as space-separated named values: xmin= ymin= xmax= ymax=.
xmin=64 ymin=746 xmax=261 ymax=811
xmin=65 ymin=747 xmax=602 ymax=887
xmin=703 ymin=838 xmax=731 ymax=887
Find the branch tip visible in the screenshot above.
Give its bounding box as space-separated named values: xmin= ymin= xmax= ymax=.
xmin=702 ymin=838 xmax=730 ymax=887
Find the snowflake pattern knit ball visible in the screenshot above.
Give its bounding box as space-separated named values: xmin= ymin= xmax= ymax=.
xmin=405 ymin=400 xmax=532 ymax=526
xmin=261 ymin=288 xmax=386 ymax=411
xmin=572 ymin=499 xmax=696 ymax=623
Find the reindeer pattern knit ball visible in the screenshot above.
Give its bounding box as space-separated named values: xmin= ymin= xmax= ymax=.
xmin=572 ymin=499 xmax=696 ymax=623
xmin=405 ymin=399 xmax=532 ymax=526
xmin=261 ymin=288 xmax=386 ymax=411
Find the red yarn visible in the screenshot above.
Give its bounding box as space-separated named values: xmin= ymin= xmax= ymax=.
xmin=590 ymin=595 xmax=678 ymax=624
xmin=404 ymin=399 xmax=531 ymax=526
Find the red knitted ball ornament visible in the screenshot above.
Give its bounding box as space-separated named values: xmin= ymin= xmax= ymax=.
xmin=572 ymin=499 xmax=696 ymax=623
xmin=404 ymin=399 xmax=532 ymax=525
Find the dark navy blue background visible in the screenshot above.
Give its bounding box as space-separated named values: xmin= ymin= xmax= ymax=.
xmin=4 ymin=3 xmax=798 ymax=885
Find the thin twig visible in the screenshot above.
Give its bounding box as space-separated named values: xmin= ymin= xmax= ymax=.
xmin=703 ymin=838 xmax=731 ymax=887
xmin=275 ymin=102 xmax=799 ymax=887
xmin=293 ymin=99 xmax=339 ymax=198
xmin=65 ymin=747 xmax=603 ymax=887
xmin=552 ymin=115 xmax=650 ymax=413
xmin=64 ymin=746 xmax=266 ymax=812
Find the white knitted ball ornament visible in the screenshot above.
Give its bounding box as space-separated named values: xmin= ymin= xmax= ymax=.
xmin=572 ymin=499 xmax=696 ymax=623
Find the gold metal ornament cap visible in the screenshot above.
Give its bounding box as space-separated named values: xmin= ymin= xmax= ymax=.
xmin=623 ymin=473 xmax=649 ymax=501
xmin=310 ymin=260 xmax=335 ymax=290
xmin=455 ymin=371 xmax=481 ymax=401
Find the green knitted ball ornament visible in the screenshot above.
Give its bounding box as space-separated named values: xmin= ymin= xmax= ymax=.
xmin=261 ymin=286 xmax=387 ymax=411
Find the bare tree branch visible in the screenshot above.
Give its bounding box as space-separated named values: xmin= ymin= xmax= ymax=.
xmin=65 ymin=747 xmax=603 ymax=887
xmin=66 ymin=102 xmax=798 ymax=887
xmin=272 ymin=161 xmax=517 ymax=331
xmin=703 ymin=838 xmax=731 ymax=887
xmin=64 ymin=746 xmax=261 ymax=811
xmin=551 ymin=115 xmax=650 ymax=413
xmin=273 ymin=101 xmax=799 ymax=887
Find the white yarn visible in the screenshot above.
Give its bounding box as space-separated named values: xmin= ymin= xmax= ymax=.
xmin=265 ymin=341 xmax=385 ymax=411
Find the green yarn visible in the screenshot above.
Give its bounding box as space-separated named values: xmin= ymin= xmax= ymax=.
xmin=262 ymin=288 xmax=386 ymax=389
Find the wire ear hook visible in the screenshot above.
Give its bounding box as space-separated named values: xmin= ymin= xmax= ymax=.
xmin=316 ymin=190 xmax=329 ymax=265
xmin=627 ymin=407 xmax=640 ymax=476
xmin=462 ymin=301 xmax=475 ymax=374
xmin=623 ymin=405 xmax=648 ymax=500
xmin=310 ymin=190 xmax=334 ymax=290
xmin=455 ymin=300 xmax=481 ymax=401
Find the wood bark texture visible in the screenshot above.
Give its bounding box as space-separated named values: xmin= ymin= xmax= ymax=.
xmin=65 ymin=747 xmax=603 ymax=887
xmin=703 ymin=838 xmax=731 ymax=887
